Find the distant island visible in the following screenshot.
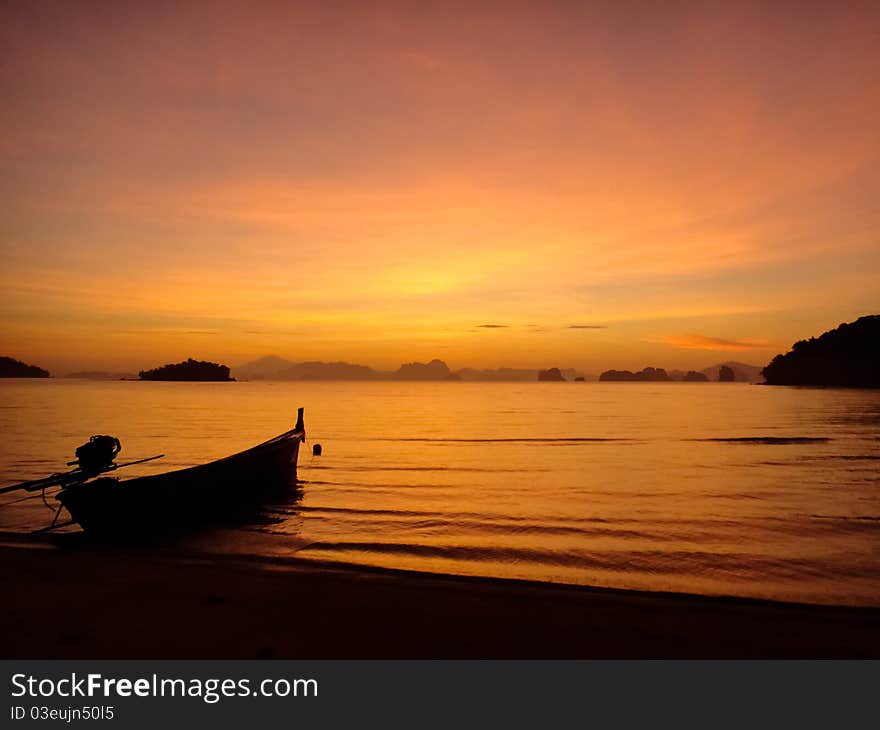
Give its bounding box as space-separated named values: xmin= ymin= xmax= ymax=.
xmin=679 ymin=362 xmax=763 ymax=382
xmin=457 ymin=366 xmax=584 ymax=381
xmin=139 ymin=358 xmax=235 ymax=381
xmin=683 ymin=370 xmax=709 ymax=382
xmin=235 ymin=356 xmax=587 ymax=382
xmin=239 ymin=356 xmax=381 ymax=381
xmin=233 ymin=356 xmax=763 ymax=382
xmin=762 ymin=315 xmax=879 ymax=387
xmin=598 ymin=362 xmax=761 ymax=383
xmin=600 ymin=367 xmax=670 ymax=382
xmin=396 ymin=359 xmax=457 ymax=381
xmin=0 ymin=356 xmax=49 ymax=378
xmin=456 ymin=367 xmax=538 ymax=382
xmin=537 ymin=368 xmax=566 ymax=382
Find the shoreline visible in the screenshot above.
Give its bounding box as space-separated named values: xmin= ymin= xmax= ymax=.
xmin=2 ymin=533 xmax=879 ymax=658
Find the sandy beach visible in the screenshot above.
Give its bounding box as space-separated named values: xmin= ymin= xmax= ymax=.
xmin=2 ymin=534 xmax=879 ymax=659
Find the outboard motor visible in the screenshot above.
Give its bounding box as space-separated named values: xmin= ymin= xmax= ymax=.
xmin=70 ymin=435 xmax=121 ymax=473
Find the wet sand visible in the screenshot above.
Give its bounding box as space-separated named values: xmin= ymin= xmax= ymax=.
xmin=2 ymin=535 xmax=879 ymax=658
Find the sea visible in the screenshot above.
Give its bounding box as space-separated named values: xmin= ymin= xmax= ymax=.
xmin=1 ymin=379 xmax=878 ymax=606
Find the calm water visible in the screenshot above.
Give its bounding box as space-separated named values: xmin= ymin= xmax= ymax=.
xmin=1 ymin=379 xmax=879 ymax=606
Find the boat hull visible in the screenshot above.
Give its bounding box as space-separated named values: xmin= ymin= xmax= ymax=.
xmin=57 ymin=413 xmax=305 ymax=534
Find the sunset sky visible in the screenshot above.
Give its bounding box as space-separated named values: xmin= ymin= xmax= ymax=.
xmin=1 ymin=1 xmax=878 ymax=374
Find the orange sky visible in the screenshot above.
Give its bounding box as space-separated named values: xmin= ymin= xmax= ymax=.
xmin=1 ymin=1 xmax=878 ymax=374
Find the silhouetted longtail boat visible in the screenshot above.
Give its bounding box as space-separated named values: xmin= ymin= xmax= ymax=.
xmin=1 ymin=408 xmax=306 ymax=534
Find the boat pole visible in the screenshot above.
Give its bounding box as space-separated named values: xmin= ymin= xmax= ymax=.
xmin=0 ymin=454 xmax=164 ymax=496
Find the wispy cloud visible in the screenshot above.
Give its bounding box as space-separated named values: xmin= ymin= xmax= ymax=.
xmin=115 ymin=329 xmax=218 ymax=336
xmin=568 ymin=324 xmax=607 ymax=329
xmin=651 ymin=334 xmax=771 ymax=351
xmin=476 ymin=324 xmax=508 ymax=328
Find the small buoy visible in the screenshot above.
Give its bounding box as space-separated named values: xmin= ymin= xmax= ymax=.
xmin=312 ymin=443 xmax=322 ymax=456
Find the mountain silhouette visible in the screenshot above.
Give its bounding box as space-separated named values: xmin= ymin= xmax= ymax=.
xmin=288 ymin=361 xmax=380 ymax=380
xmin=599 ymin=367 xmax=670 ymax=382
xmin=457 ymin=367 xmax=539 ymax=382
xmin=700 ymin=361 xmax=763 ymax=382
xmin=537 ymin=368 xmax=566 ymax=381
xmin=683 ymin=370 xmax=709 ymax=382
xmin=762 ymin=315 xmax=879 ymax=387
xmin=235 ymin=357 xmax=381 ymax=380
xmin=395 ymin=359 xmax=454 ymax=381
xmin=235 ymin=355 xmax=295 ymax=379
xmin=0 ymin=356 xmax=49 ymax=378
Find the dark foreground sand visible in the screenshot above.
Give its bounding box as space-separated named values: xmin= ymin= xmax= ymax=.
xmin=2 ymin=535 xmax=879 ymax=658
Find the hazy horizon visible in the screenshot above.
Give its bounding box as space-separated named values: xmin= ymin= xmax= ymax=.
xmin=4 ymin=349 xmax=768 ymax=379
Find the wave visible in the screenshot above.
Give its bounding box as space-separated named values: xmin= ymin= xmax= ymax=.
xmin=693 ymin=437 xmax=831 ymax=444
xmin=299 ymin=541 xmax=880 ymax=580
xmin=300 ymin=479 xmax=454 ymax=490
xmin=299 ymin=515 xmax=663 ymax=540
xmin=371 ymin=437 xmax=635 ymax=443
xmin=354 ymin=436 xmax=845 ymax=445
xmin=290 ymin=506 xmax=880 ymax=541
xmin=307 ymin=464 xmax=552 ymax=473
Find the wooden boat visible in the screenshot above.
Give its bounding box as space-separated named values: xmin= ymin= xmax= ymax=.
xmin=55 ymin=408 xmax=306 ymax=534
